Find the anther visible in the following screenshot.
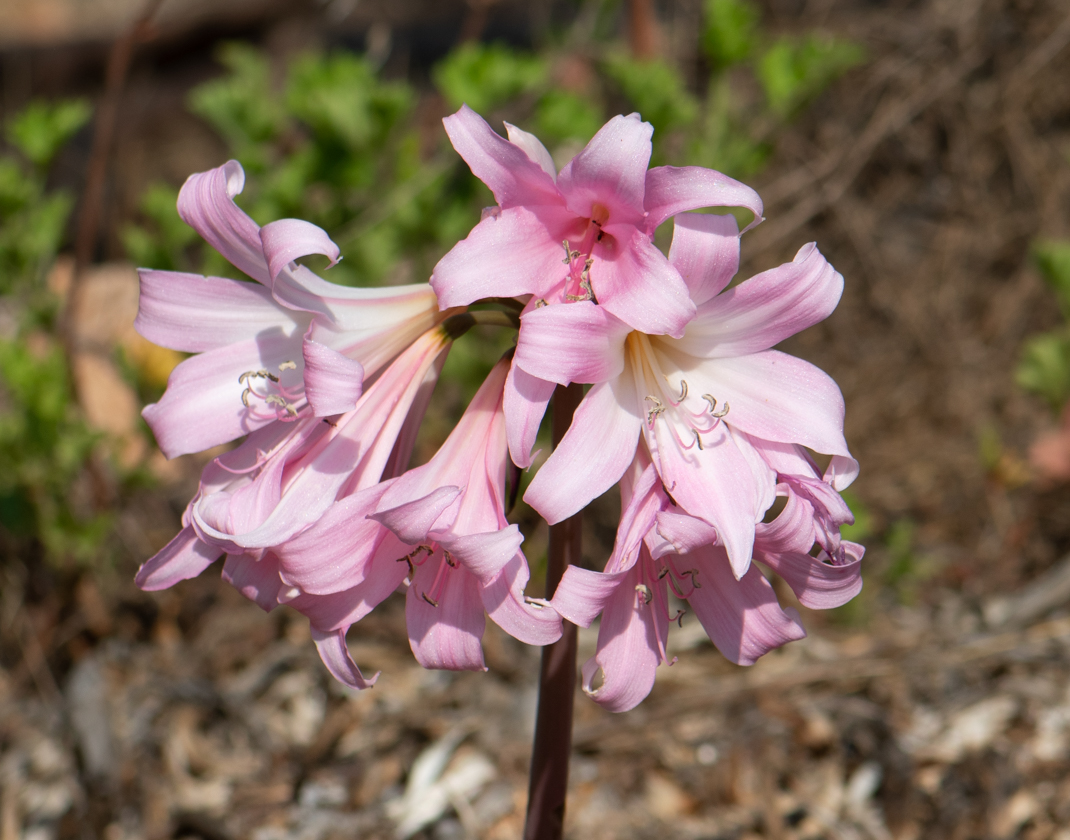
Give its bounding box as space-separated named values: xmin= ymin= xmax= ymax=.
xmin=672 ymin=609 xmax=687 ymax=628
xmin=657 ymin=567 xmax=670 ymax=580
xmin=561 ymin=240 xmax=580 ymax=264
xmin=241 ymin=389 xmax=252 ymax=407
xmin=684 ymin=569 xmax=701 ymax=589
xmin=635 ymin=584 xmax=653 ymax=605
xmin=677 ymin=380 xmax=689 ymax=402
xmin=421 ymin=592 xmax=439 ymax=607
xmin=693 ymin=428 xmax=704 ymax=450
xmin=535 ymin=298 xmax=548 ymax=308
xmin=444 ymin=550 xmax=457 ymax=568
xmin=644 ymin=395 xmax=665 ymax=428
xmin=279 ymin=360 xmax=297 ymax=371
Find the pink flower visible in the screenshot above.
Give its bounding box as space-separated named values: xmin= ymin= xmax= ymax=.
xmin=516 ymin=213 xmax=857 ymax=577
xmin=136 ymin=160 xmax=443 ymax=458
xmin=549 ymin=457 xmax=862 ymax=712
xmin=431 ymin=107 xmax=763 ymax=339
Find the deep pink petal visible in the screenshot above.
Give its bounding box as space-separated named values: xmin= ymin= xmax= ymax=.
xmin=406 ymin=563 xmax=487 ymax=671
xmin=515 ymin=302 xmax=630 ymax=385
xmin=525 ymin=377 xmax=642 ymax=524
xmin=143 ymin=331 xmax=304 ymax=458
xmin=177 ymin=161 xmax=270 ymax=284
xmin=311 ymin=627 xmax=379 ymax=690
xmin=430 ymin=205 xmax=582 ymax=306
xmin=644 ymin=165 xmax=763 ymax=231
xmin=667 ymin=213 xmax=740 ymax=306
xmin=505 ymin=122 xmax=556 ymax=180
xmin=544 ymin=565 xmax=628 ymax=627
xmin=677 ymin=243 xmax=843 ymax=358
xmin=684 ymin=547 xmax=806 ymax=665
xmin=302 ymin=335 xmax=364 ymax=416
xmin=557 ymin=114 xmax=652 ymax=227
xmin=135 ymin=526 xmax=221 ymax=590
xmin=581 ymin=564 xmax=666 ymax=712
xmin=593 ymin=225 xmax=695 ymax=337
xmin=758 ymin=548 xmax=863 ymax=610
xmin=699 ymin=352 xmax=850 ymax=458
xmin=503 ymin=363 xmax=553 ymax=469
xmin=135 ymin=270 xmax=306 ymax=353
xmin=443 ymin=105 xmax=562 ymax=207
xmin=260 ymin=218 xmax=340 ymax=283
xmin=222 ymin=552 xmax=283 ymax=611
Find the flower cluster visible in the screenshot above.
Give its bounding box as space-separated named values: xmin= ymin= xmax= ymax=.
xmin=136 ymin=108 xmax=860 ymax=709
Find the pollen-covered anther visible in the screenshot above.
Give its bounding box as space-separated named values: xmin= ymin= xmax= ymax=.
xmin=635 ymin=583 xmax=653 ymax=605
xmin=278 ymin=360 xmax=297 ymax=371
xmin=671 ymin=609 xmax=687 ymax=628
xmin=674 ymin=379 xmax=689 ymax=402
xmin=693 ymin=428 xmax=704 ymax=450
xmin=561 ymin=240 xmax=580 ymax=264
xmin=702 ymin=393 xmax=729 ymax=419
xmin=644 ymin=395 xmax=666 ymax=428
xmin=421 ymin=592 xmax=439 ymax=607
xmin=535 ymin=298 xmax=548 ymax=308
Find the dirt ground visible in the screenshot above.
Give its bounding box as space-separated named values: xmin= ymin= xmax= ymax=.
xmin=5 ymin=0 xmax=1070 ymax=838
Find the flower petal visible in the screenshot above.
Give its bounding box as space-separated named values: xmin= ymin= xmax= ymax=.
xmin=288 ymin=553 xmax=409 ymax=632
xmin=406 ymin=563 xmax=487 ymax=671
xmin=430 ymin=205 xmax=581 ymax=307
xmin=651 ymin=511 xmax=719 ymax=557
xmin=443 ymin=105 xmax=562 ymax=207
xmin=676 ymin=243 xmax=843 ymax=358
xmin=544 ymin=565 xmax=628 ymax=627
xmin=644 ymin=165 xmax=763 ymax=231
xmin=222 ymin=552 xmax=283 ymax=611
xmin=311 ymin=627 xmax=379 ymax=690
xmin=667 ymin=213 xmax=740 ymax=306
xmin=825 ymin=455 xmax=859 ymax=490
xmin=302 ymin=334 xmax=364 ymax=417
xmin=695 ymin=351 xmax=851 ymax=457
xmin=177 ymin=161 xmax=270 ymax=284
xmin=505 ymin=122 xmax=557 ymax=180
xmin=581 ymin=564 xmax=666 ymax=712
xmin=758 ymin=546 xmax=863 ymax=610
xmin=135 ymin=526 xmax=221 ymax=590
xmin=373 ymin=486 xmax=464 ymax=545
xmin=515 ymin=301 xmax=630 ymax=385
xmin=503 ymin=364 xmax=553 ymax=469
xmin=260 ymin=218 xmax=340 ymax=284
xmin=135 ymin=270 xmax=305 ymax=353
xmin=557 ymin=114 xmax=652 ymax=227
xmin=593 ymin=225 xmax=696 ymax=338
xmin=525 ymin=377 xmax=642 ymax=525
xmin=684 ymin=547 xmax=806 ymax=665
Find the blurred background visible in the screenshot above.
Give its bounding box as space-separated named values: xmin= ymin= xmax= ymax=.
xmin=2 ymin=0 xmax=1070 ymax=837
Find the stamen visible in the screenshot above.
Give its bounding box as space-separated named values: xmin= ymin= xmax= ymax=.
xmin=645 ymin=395 xmax=666 ymax=428
xmin=693 ymin=428 xmax=704 ymax=450
xmin=635 ymin=584 xmax=653 ymax=605
xmin=279 ymin=360 xmax=297 ymax=371
xmin=443 ymin=550 xmax=457 ymax=568
xmin=677 ymin=380 xmax=689 ymax=402
xmin=421 ymin=592 xmax=439 ymax=607
xmin=561 ymin=240 xmax=580 ymax=264
xmin=672 ymin=609 xmax=687 ymax=628
xmin=535 ymin=298 xmax=548 ymax=308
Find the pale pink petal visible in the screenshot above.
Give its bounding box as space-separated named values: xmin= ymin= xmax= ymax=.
xmin=525 ymin=377 xmax=642 ymax=524
xmin=677 ymin=243 xmax=843 ymax=358
xmin=544 ymin=565 xmax=627 ymax=627
xmin=406 ymin=564 xmax=487 ymax=671
xmin=469 ymin=548 xmax=563 ymax=646
xmin=667 ymin=213 xmax=740 ymax=306
xmin=515 ymin=302 xmax=629 ymax=385
xmin=503 ymin=364 xmax=553 ymax=469
xmin=222 ymin=552 xmax=283 ymax=611
xmin=135 ymin=270 xmax=306 ymax=352
xmin=311 ymin=627 xmax=379 ymax=690
xmin=288 ymin=553 xmax=409 ymax=632
xmin=644 ymin=165 xmax=763 ymax=231
xmin=648 ymin=421 xmax=758 ymax=577
xmin=177 ymin=161 xmax=270 ymax=284
xmin=593 ymin=225 xmax=695 ymax=338
xmin=505 ymin=122 xmax=557 ymax=180
xmin=825 ymin=455 xmax=859 ymax=490
xmin=444 ymin=526 xmax=525 ymax=582
xmin=430 ymin=205 xmax=582 ymax=306
xmin=260 ymin=218 xmax=340 ymax=283
xmin=581 ymin=564 xmax=666 ymax=712
xmin=302 ymin=335 xmax=364 ymax=416
xmin=557 ymin=114 xmax=652 ymax=226
xmin=696 ymin=352 xmax=850 ymax=457
xmin=373 ymin=486 xmax=463 ymax=545
xmin=443 ymin=105 xmax=562 ymax=207
xmin=135 ymin=526 xmax=221 ymax=590
xmin=684 ymin=548 xmax=806 ymax=665
xmin=651 ymin=511 xmax=719 ymax=557
xmin=754 ymin=490 xmax=816 ymax=555
xmin=758 ymin=548 xmax=863 ymax=610
xmin=143 ymin=331 xmax=304 ymax=458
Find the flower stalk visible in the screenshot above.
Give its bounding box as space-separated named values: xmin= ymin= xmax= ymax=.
xmin=524 ymin=382 xmax=584 ymax=840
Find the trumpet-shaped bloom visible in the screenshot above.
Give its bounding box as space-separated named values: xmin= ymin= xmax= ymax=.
xmin=431 ymin=107 xmax=763 ymax=339
xmin=518 ymin=213 xmax=855 ymax=577
xmin=137 ymin=160 xmax=443 ymax=458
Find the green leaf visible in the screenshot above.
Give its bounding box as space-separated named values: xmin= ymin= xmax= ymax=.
xmin=6 ymin=99 xmax=91 ymax=168
xmin=603 ymin=53 xmax=698 ymax=137
xmin=1016 ymin=330 xmax=1070 ymax=412
xmin=1032 ymin=239 xmax=1070 ymax=316
xmin=758 ymin=35 xmax=865 ymax=117
xmin=433 ymin=42 xmax=547 ymax=114
xmin=534 ymin=90 xmax=604 ymax=146
xmin=702 ymin=0 xmax=760 ymax=68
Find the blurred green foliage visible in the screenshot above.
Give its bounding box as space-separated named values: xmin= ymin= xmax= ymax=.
xmin=757 ymin=35 xmax=866 ymax=117
xmin=1017 ymin=240 xmax=1070 ymax=412
xmin=0 ymin=98 xmax=112 ymax=566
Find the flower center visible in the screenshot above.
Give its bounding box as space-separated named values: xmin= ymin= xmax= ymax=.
xmin=238 ymin=361 xmax=305 ymax=421
xmin=397 ymin=543 xmax=456 ymax=607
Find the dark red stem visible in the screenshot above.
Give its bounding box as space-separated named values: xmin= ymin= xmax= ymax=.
xmin=523 ymin=382 xmax=584 ymax=840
